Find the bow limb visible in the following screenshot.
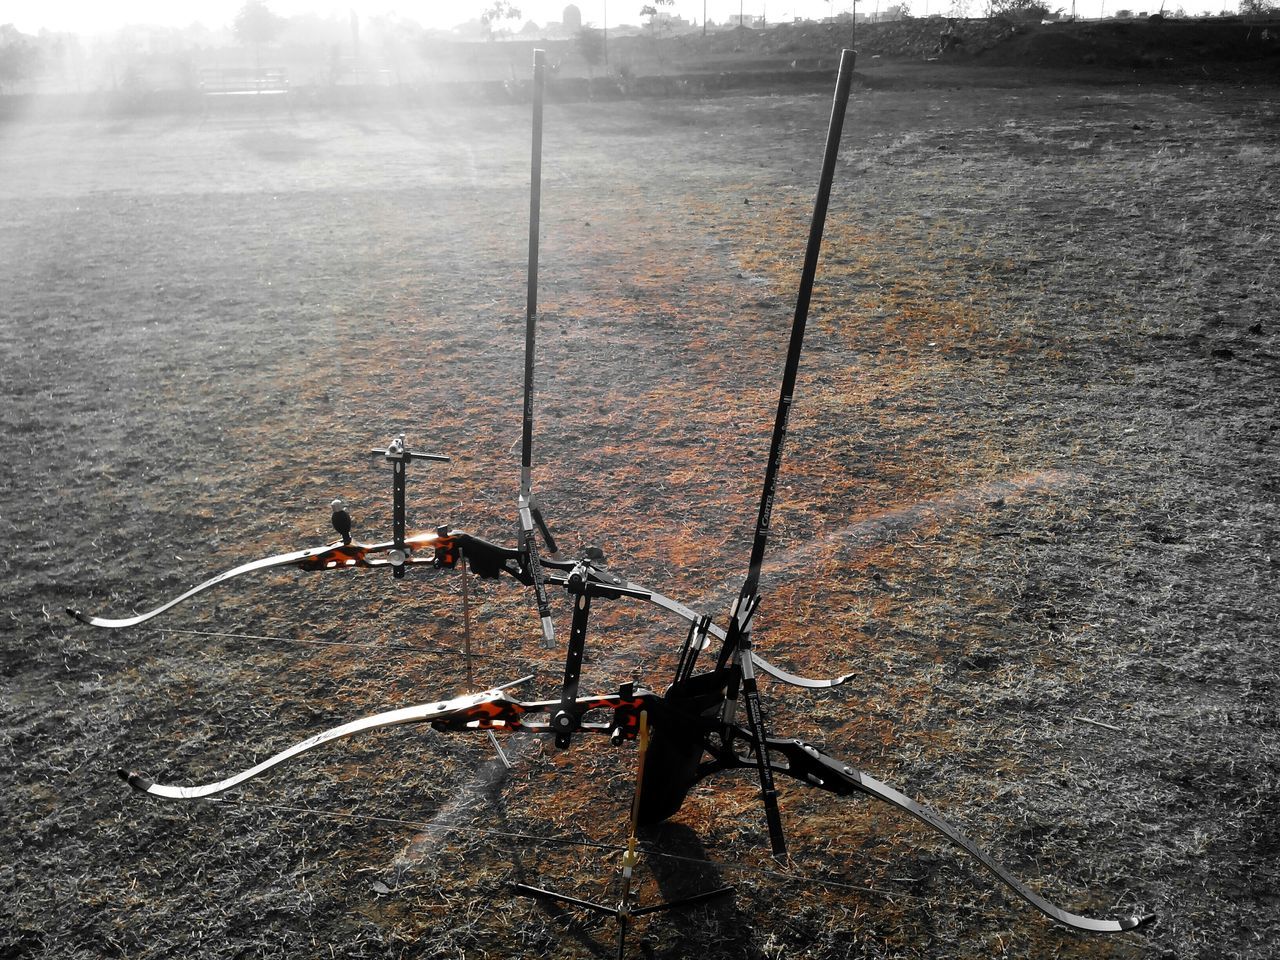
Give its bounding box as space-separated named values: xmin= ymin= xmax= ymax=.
xmin=547 ymin=567 xmax=854 ymax=689
xmin=704 ymin=735 xmax=1154 ymax=933
xmin=68 ymin=532 xmax=446 ymax=629
xmin=750 ymin=652 xmax=854 ymax=689
xmin=121 ymin=676 xmax=536 ymax=801
xmin=638 ymin=592 xmax=856 ymax=689
xmin=654 ymin=592 xmax=852 ymax=688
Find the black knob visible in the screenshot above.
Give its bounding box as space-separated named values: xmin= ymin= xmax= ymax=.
xmin=331 ymin=498 xmax=352 ymax=544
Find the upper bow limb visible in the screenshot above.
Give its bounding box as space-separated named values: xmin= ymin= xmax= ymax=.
xmin=67 ymin=531 xmax=450 ymax=629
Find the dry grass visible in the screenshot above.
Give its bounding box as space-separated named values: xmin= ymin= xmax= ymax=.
xmin=2 ymin=73 xmax=1277 ymax=959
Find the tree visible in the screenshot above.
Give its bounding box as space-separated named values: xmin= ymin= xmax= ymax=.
xmin=0 ymin=27 xmax=40 ymax=93
xmin=985 ymin=0 xmax=1052 ymax=16
xmin=480 ymin=1 xmax=522 ymax=40
xmin=640 ymin=0 xmax=674 ymax=32
xmin=234 ymin=1 xmax=284 ymax=47
xmin=233 ymin=0 xmax=284 ymax=69
xmin=576 ymin=27 xmax=605 ymax=75
xmin=1238 ymin=0 xmax=1278 ymax=13
xmin=369 ymin=14 xmax=425 ymax=84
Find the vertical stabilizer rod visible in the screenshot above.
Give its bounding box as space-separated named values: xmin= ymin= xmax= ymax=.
xmin=724 ymin=48 xmax=855 ymax=856
xmin=521 ymin=48 xmax=545 ymax=499
xmin=741 ymin=46 xmax=854 ymax=604
xmin=519 ymin=48 xmax=556 ymax=647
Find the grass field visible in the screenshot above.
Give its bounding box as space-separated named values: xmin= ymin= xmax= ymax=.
xmin=2 ymin=68 xmax=1278 ymax=959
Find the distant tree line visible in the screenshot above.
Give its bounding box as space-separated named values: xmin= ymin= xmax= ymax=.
xmin=0 ymin=24 xmax=42 ymax=92
xmin=3 ymin=0 xmax=1276 ymax=97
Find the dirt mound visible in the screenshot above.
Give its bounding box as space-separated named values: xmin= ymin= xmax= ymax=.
xmin=664 ymin=18 xmax=1015 ymax=66
xmin=660 ymin=16 xmax=1280 ymax=79
xmin=976 ymin=18 xmax=1280 ymax=72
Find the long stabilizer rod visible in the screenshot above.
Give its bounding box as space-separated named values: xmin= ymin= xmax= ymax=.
xmin=521 ymin=47 xmax=545 ymax=497
xmin=738 ymin=46 xmax=854 ymax=612
xmin=519 ymin=48 xmax=556 ymax=647
xmin=724 ymin=47 xmax=856 ymax=856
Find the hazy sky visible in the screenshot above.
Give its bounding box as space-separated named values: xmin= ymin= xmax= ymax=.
xmin=6 ymin=1 xmax=870 ymax=37
xmin=5 ymin=0 xmax=1228 ymax=38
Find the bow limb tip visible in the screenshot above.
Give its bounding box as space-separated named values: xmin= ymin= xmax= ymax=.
xmin=1124 ymin=912 xmax=1157 ymax=931
xmin=750 ymin=652 xmax=855 ymax=689
xmin=67 ymin=605 xmax=131 ymax=629
xmin=118 ymin=769 xmax=155 ymax=793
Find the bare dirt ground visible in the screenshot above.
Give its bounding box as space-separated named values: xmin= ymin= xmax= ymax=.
xmin=2 ymin=60 xmax=1277 ymax=960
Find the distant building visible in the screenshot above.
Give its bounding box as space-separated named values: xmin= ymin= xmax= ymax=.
xmin=654 ymin=12 xmax=694 ymax=29
xmin=563 ymin=4 xmax=583 ymax=31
